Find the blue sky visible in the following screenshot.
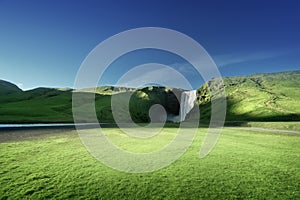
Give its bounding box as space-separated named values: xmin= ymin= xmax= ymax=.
xmin=0 ymin=0 xmax=299 ymax=90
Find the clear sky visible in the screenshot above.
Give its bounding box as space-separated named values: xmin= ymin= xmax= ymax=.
xmin=0 ymin=0 xmax=299 ymax=90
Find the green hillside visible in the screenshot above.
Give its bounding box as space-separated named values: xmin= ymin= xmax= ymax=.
xmin=196 ymin=70 xmax=300 ymax=122
xmin=0 ymin=87 xmax=73 ymax=123
xmin=0 ymin=70 xmax=299 ymax=123
xmin=77 ymin=86 xmax=135 ymax=95
xmin=0 ymin=80 xmax=22 ymax=95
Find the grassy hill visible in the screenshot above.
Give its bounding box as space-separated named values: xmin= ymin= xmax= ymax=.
xmin=196 ymin=70 xmax=300 ymax=123
xmin=0 ymin=80 xmax=22 ymax=95
xmin=0 ymin=70 xmax=299 ymax=124
xmin=77 ymin=86 xmax=135 ymax=95
xmin=0 ymin=87 xmax=74 ymax=123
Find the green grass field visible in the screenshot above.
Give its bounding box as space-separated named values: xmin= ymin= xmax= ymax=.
xmin=238 ymin=121 xmax=300 ymax=131
xmin=1 ymin=127 xmax=299 ymax=199
xmin=1 ymin=70 xmax=299 ymax=199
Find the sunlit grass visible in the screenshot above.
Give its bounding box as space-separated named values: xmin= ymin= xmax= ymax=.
xmin=244 ymin=121 xmax=300 ymax=131
xmin=0 ymin=127 xmax=299 ymax=199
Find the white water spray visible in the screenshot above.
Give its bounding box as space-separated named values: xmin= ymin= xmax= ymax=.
xmin=168 ymin=90 xmax=197 ymax=122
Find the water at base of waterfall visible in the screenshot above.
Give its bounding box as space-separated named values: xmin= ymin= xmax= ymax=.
xmin=167 ymin=90 xmax=197 ymax=122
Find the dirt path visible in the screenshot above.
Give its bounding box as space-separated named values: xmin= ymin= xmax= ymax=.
xmin=228 ymin=126 xmax=300 ymax=135
xmin=0 ymin=127 xmax=75 ymax=143
xmin=249 ymin=78 xmax=296 ymax=114
xmin=1 ymin=125 xmax=299 ymax=144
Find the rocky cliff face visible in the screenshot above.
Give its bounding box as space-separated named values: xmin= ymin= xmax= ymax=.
xmin=167 ymin=90 xmax=197 ymax=122
xmin=129 ymin=87 xmax=182 ymax=123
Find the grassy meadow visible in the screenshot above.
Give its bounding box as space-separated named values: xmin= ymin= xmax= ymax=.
xmin=0 ymin=70 xmax=299 ymax=199
xmin=0 ymin=127 xmax=299 ymax=199
xmin=237 ymin=121 xmax=300 ymax=131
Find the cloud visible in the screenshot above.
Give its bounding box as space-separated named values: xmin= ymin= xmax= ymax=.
xmin=169 ymin=56 xmax=224 ymax=82
xmin=213 ymin=50 xmax=289 ymax=67
xmin=170 ymin=62 xmax=195 ymax=75
xmin=115 ymin=63 xmax=194 ymax=90
xmin=92 ymin=49 xmax=287 ymax=90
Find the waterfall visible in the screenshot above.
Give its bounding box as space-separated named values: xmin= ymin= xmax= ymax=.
xmin=179 ymin=90 xmax=197 ymax=121
xmin=168 ymin=90 xmax=197 ymax=122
